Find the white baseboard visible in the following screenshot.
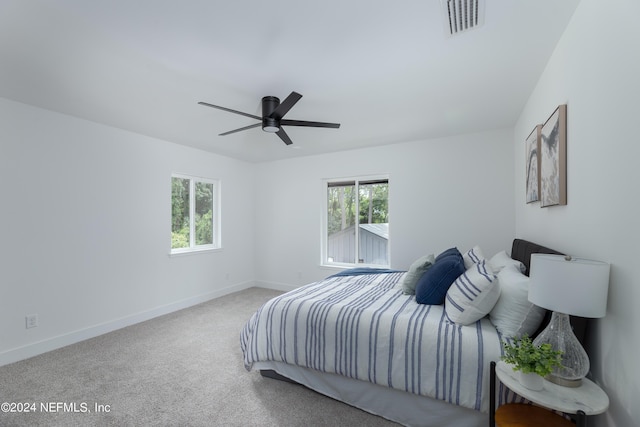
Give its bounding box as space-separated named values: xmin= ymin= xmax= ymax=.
xmin=0 ymin=280 xmax=256 ymax=367
xmin=253 ymin=280 xmax=298 ymax=292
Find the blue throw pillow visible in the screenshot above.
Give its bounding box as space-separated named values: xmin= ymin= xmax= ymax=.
xmin=435 ymin=247 xmax=460 ymax=263
xmin=415 ymin=250 xmax=465 ymax=305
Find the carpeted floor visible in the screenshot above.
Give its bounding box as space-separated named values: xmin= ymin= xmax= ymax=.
xmin=0 ymin=287 xmax=398 ymax=426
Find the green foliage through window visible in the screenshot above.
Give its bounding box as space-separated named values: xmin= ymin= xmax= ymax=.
xmin=358 ymin=182 xmax=389 ymax=225
xmin=172 ymin=177 xmax=190 ymax=249
xmin=171 ymin=175 xmax=218 ymax=251
xmin=327 ymin=185 xmax=355 ymax=235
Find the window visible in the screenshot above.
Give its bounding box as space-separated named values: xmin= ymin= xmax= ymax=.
xmin=171 ymin=174 xmax=220 ymax=253
xmin=324 ymin=177 xmax=389 ymax=267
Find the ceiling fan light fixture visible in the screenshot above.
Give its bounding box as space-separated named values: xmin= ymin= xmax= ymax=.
xmin=262 ymin=117 xmax=280 ymax=133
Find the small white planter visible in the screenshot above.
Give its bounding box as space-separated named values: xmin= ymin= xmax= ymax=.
xmin=518 ymin=371 xmax=544 ymax=391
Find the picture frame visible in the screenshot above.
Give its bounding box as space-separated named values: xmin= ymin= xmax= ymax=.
xmin=525 ymin=125 xmax=541 ymax=203
xmin=540 ymin=104 xmax=567 ymax=207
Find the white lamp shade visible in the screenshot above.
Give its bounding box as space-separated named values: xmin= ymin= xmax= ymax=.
xmin=528 ymin=254 xmax=610 ymax=318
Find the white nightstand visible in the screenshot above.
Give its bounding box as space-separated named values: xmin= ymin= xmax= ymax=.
xmin=490 ymin=361 xmax=609 ymax=427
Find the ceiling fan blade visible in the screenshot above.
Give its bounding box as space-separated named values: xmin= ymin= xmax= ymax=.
xmin=198 ymin=101 xmax=261 ymax=121
xmin=281 ymin=119 xmax=341 ymax=129
xmin=219 ymin=123 xmax=261 ymax=136
xmin=276 ymin=128 xmax=293 ymax=145
xmin=269 ymin=92 xmax=302 ymax=120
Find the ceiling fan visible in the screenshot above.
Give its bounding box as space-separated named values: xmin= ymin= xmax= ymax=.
xmin=198 ymin=91 xmax=340 ymax=145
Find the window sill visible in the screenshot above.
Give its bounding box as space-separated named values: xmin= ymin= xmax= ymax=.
xmin=169 ymin=247 xmax=223 ymax=257
xmin=320 ymin=263 xmax=391 ymax=270
xmin=319 ymin=264 xmax=348 ymax=271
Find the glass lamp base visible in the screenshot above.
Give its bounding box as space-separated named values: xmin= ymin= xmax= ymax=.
xmin=533 ymin=311 xmax=590 ymax=387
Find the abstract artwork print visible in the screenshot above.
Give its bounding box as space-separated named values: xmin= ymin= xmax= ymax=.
xmin=525 ymin=125 xmax=541 ymax=203
xmin=540 ymin=105 xmax=567 ymax=207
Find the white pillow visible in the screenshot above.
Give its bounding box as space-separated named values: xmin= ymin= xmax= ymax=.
xmin=462 ymin=245 xmax=485 ymax=269
xmin=489 ymin=264 xmax=546 ymax=338
xmin=489 ymin=250 xmax=526 ymax=274
xmin=444 ymin=260 xmax=500 ymax=326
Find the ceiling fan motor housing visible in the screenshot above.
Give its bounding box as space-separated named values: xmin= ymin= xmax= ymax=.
xmin=262 ymin=96 xmax=280 ymax=132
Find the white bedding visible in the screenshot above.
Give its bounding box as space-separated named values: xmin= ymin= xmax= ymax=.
xmin=253 ymin=360 xmax=487 ymax=427
xmin=241 ymin=271 xmax=504 ymax=414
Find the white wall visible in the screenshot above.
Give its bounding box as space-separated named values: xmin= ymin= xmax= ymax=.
xmin=514 ymin=0 xmax=640 ymax=425
xmin=0 ymin=98 xmax=255 ymax=366
xmin=254 ymin=128 xmax=515 ymax=289
xmin=0 ymin=99 xmax=515 ymax=367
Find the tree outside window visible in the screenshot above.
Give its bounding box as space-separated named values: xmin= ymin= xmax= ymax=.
xmin=171 ymin=175 xmax=219 ymax=252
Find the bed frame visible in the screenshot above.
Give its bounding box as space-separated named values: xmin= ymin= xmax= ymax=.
xmin=258 ymin=238 xmax=587 ymax=425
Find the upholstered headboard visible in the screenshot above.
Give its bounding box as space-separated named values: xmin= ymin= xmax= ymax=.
xmin=510 ymin=239 xmax=588 ymax=345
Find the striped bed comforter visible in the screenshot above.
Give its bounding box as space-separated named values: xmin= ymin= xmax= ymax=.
xmin=240 ymin=271 xmax=503 ymax=413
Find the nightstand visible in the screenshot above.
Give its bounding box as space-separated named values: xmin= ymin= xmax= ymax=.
xmin=490 ymin=361 xmax=609 ymax=427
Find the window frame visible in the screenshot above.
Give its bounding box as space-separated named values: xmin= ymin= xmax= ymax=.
xmin=321 ymin=175 xmax=390 ymax=269
xmin=170 ymin=173 xmax=221 ymax=255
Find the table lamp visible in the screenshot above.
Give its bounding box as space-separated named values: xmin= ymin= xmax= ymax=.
xmin=528 ymin=253 xmax=610 ymax=387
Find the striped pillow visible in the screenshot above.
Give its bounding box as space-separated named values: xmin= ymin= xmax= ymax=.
xmin=445 ymin=260 xmax=500 ymax=325
xmin=462 ymin=245 xmax=485 ymax=269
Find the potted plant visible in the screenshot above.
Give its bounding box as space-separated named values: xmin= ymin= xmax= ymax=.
xmin=501 ymin=335 xmax=563 ymax=391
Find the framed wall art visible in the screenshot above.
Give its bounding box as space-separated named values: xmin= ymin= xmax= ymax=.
xmin=525 ymin=125 xmax=541 ymax=203
xmin=540 ymin=104 xmax=567 ymax=207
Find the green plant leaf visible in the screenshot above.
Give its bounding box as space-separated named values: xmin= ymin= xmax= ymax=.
xmin=501 ymin=335 xmax=563 ymax=377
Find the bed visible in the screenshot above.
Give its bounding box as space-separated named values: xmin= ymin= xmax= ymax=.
xmin=240 ymin=239 xmax=586 ymax=426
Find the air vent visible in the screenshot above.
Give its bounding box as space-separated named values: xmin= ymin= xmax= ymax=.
xmin=442 ymin=0 xmax=485 ymax=36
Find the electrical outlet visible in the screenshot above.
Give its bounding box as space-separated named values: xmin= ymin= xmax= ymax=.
xmin=25 ymin=314 xmax=38 ymax=329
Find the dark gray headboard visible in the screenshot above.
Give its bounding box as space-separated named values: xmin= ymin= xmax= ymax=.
xmin=510 ymin=239 xmax=588 ymax=345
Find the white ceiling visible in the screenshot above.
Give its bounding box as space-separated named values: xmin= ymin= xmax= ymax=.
xmin=0 ymin=0 xmax=580 ymax=163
